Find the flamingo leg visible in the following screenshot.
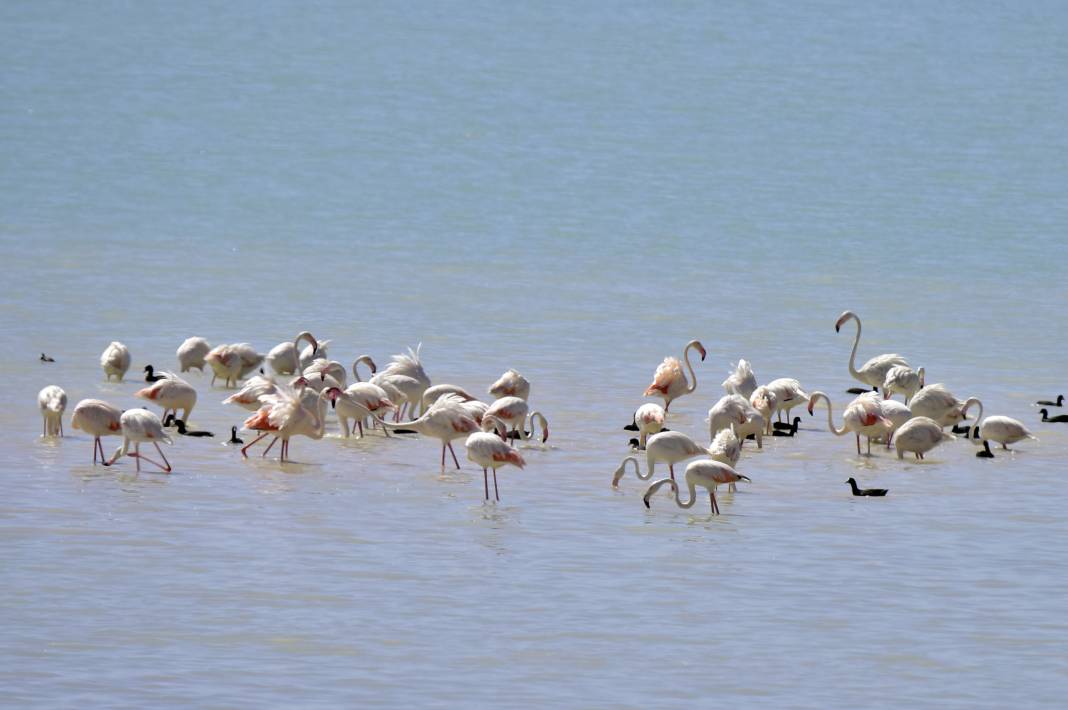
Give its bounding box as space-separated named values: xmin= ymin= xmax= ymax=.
xmin=381 ymin=422 xmax=391 ymax=438
xmin=357 ymin=421 xmax=364 ymax=438
xmin=154 ymin=443 xmax=172 ymax=472
xmin=856 ymin=434 xmax=861 ymax=455
xmin=262 ymin=436 xmax=279 ymax=457
xmin=711 ymin=490 xmax=719 ymax=515
xmin=483 ymin=467 xmax=489 ymax=501
xmin=867 ymin=437 xmax=872 ymax=456
xmin=669 ymin=464 xmax=675 ymax=482
xmin=441 ymin=444 xmax=446 ymax=473
xmin=448 ymin=442 xmax=461 ymax=470
xmin=280 ymin=439 xmax=288 ymax=462
xmin=493 ymin=469 xmax=499 ymax=502
xmin=134 ymin=443 xmax=141 ymax=471
xmin=241 ymin=432 xmax=269 ymax=458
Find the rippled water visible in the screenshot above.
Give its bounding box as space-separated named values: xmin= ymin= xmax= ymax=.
xmin=4 ymin=1 xmax=1068 ymax=706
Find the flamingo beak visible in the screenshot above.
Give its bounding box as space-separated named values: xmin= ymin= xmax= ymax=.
xmin=320 ymin=372 xmax=327 ymax=382
xmin=699 ymin=347 xmax=707 ymax=361
xmin=542 ymin=428 xmax=550 ymax=443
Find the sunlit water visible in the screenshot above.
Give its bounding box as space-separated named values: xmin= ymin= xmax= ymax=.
xmin=3 ymin=1 xmax=1068 ymax=706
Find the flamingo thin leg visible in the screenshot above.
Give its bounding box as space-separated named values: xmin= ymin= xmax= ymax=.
xmin=493 ymin=470 xmax=499 ymax=502
xmin=241 ymin=432 xmax=269 ymax=458
xmin=483 ymin=467 xmax=489 ymax=501
xmin=448 ymin=442 xmax=461 ymax=470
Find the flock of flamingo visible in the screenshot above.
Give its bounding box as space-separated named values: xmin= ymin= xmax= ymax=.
xmin=35 ymin=311 xmax=1060 ymax=510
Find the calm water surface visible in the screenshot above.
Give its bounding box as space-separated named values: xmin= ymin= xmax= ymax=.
xmin=3 ymin=1 xmax=1068 ymax=706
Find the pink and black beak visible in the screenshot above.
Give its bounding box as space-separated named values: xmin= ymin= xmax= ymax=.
xmin=542 ymin=427 xmax=550 ymax=444
xmin=327 ymin=387 xmax=342 ymax=408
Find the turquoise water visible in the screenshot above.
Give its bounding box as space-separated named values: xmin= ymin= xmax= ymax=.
xmin=4 ymin=1 xmax=1068 ymax=706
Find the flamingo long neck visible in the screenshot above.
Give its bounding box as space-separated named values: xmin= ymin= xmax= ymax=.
xmin=612 ymin=456 xmax=643 ymax=486
xmin=352 ymin=355 xmax=375 ymax=382
xmin=519 ymin=411 xmax=548 ymax=441
xmin=674 ymin=479 xmax=699 ymax=509
xmin=846 ymin=316 xmax=863 ymax=382
xmin=966 ymin=398 xmax=984 ymax=445
xmin=814 ymin=395 xmax=848 ymax=436
xmin=683 ymin=342 xmax=700 ymax=394
xmin=373 ymin=410 xmax=431 ymax=434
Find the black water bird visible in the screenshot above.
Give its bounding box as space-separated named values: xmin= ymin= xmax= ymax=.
xmin=229 ymin=426 xmax=243 ymax=445
xmin=846 ymin=478 xmax=888 ymax=497
xmin=144 ymin=364 xmax=166 ymax=382
xmin=976 ymin=440 xmax=995 ymax=458
xmin=846 ymin=386 xmax=875 ymax=395
xmin=950 ymin=423 xmax=972 ymax=435
xmin=1039 ymin=409 xmax=1068 ymax=423
xmin=1036 ymin=395 xmax=1064 ymax=407
xmin=40 ymin=353 xmax=55 ymax=362
xmin=772 ymin=417 xmax=801 ymax=437
xmin=163 ymin=413 xmax=214 ymax=437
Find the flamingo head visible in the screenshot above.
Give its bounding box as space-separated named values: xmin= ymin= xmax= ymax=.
xmin=325 ymin=387 xmax=342 ymax=407
xmin=292 ymin=376 xmax=310 ymax=389
xmin=693 ymin=341 xmax=707 ymax=361
xmin=541 ymin=426 xmax=550 ymax=444
xmin=834 ymin=310 xmax=855 ymax=332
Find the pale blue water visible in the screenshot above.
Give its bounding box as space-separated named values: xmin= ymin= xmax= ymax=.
xmin=3 ymin=1 xmax=1068 ymax=706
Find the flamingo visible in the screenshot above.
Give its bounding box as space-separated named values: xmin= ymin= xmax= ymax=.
xmin=38 ymin=385 xmax=67 ymax=437
xmin=304 ymin=359 xmax=347 ymax=388
xmin=970 ymin=413 xmax=1037 ymax=458
xmin=266 ymin=331 xmax=319 ymax=376
xmin=873 ymin=394 xmax=913 ymax=446
xmin=909 ymin=384 xmax=975 ymax=428
xmin=351 ymin=355 xmax=377 ymax=382
xmin=380 ymin=344 xmax=432 ymax=416
xmin=612 ymin=431 xmax=710 ymax=486
xmin=300 ymin=338 xmax=330 ymax=370
xmin=371 ymin=371 xmax=424 ymax=420
xmin=374 ymin=394 xmax=480 ymax=472
xmin=643 ymin=340 xmax=706 ymax=412
xmin=135 ymin=372 xmax=197 ymax=422
xmin=465 ymin=417 xmax=526 ymax=501
xmin=624 ymin=403 xmax=666 ymax=449
xmin=708 ymin=394 xmax=765 ymax=449
xmin=71 ymin=398 xmax=122 ymax=464
xmin=835 ymin=311 xmax=909 ymax=391
xmin=765 ymin=378 xmax=809 ymax=423
xmin=222 ymin=375 xmax=278 ymax=411
xmin=176 ymin=337 xmax=211 ymax=372
xmin=749 ymin=386 xmax=779 ymax=435
xmin=488 ymin=369 xmax=531 ymax=401
xmin=104 ymin=409 xmax=173 ymax=473
xmin=642 ymin=460 xmax=750 ymax=515
xmin=893 ymin=416 xmax=955 ymax=460
xmin=808 ymin=391 xmax=893 ymax=456
xmin=709 ymin=427 xmax=742 ymax=492
xmin=483 ymin=396 xmax=549 ymax=443
xmin=423 ymin=384 xmax=476 ymax=409
xmin=206 ymin=344 xmax=263 ymax=388
xmin=882 ymin=365 xmax=925 ymax=404
xmin=240 ymin=383 xmax=338 ymax=462
xmin=334 ymin=382 xmax=395 ymax=438
xmin=231 ymin=343 xmax=264 ymax=378
xmin=722 ymin=359 xmax=758 ymax=399
xmin=100 ymin=341 xmax=131 ymax=381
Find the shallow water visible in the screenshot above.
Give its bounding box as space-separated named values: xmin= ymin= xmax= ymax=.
xmin=4 ymin=1 xmax=1068 ymax=706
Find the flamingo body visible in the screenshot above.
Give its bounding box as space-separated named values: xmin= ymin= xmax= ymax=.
xmin=644 ymin=340 xmax=706 ymax=411
xmin=135 ymin=372 xmax=197 ymax=421
xmin=488 ymin=369 xmax=530 ymax=401
xmin=38 ymin=385 xmax=67 ymax=437
xmin=176 ymin=337 xmax=211 ymax=372
xmin=643 ymin=460 xmax=750 ymax=514
xmin=100 ymin=341 xmax=131 ymax=381
xmin=894 ymin=416 xmax=955 ymax=460
xmin=71 ymin=398 xmax=122 ymax=463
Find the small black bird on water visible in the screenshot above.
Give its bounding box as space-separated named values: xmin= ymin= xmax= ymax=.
xmin=1039 ymin=408 xmax=1068 ymax=423
xmin=846 ymin=478 xmax=888 ymax=497
xmin=772 ymin=417 xmax=801 ymax=437
xmin=846 ymin=386 xmax=875 ymax=395
xmin=1036 ymin=394 xmax=1064 ymax=407
xmin=163 ymin=413 xmax=214 ymax=437
xmin=950 ymin=423 xmax=972 ymax=435
xmin=40 ymin=353 xmax=55 ymax=362
xmin=144 ymin=365 xmax=166 ymax=382
xmin=229 ymin=426 xmax=243 ymax=445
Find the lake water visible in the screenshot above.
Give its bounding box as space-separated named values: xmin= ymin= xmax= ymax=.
xmin=3 ymin=1 xmax=1068 ymax=706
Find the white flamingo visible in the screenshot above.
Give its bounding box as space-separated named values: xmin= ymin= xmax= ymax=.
xmin=765 ymin=378 xmax=809 ymax=423
xmin=351 ymin=355 xmax=377 ymax=382
xmin=749 ymin=386 xmax=779 ymax=435
xmin=969 ymin=405 xmax=1037 ymax=458
xmin=625 ymin=403 xmax=666 ymax=449
xmin=808 ymin=391 xmax=892 ymax=456
xmin=71 ymin=398 xmax=122 ymax=464
xmin=304 ymin=359 xmax=347 ymax=388
xmin=709 ymin=427 xmax=742 ymax=492
xmin=642 ymin=460 xmax=750 ymax=515
xmin=483 ymin=396 xmax=549 ymax=443
xmin=722 ymin=359 xmax=758 ymax=399
xmin=176 ymin=337 xmax=211 ymax=373
xmin=371 ymin=371 xmax=424 ymax=420
xmin=206 ymin=343 xmax=264 ymax=388
xmin=909 ymin=384 xmax=976 ymax=428
xmin=644 ymin=340 xmax=706 ymax=412
xmin=222 ymin=375 xmax=278 ymax=411
xmin=488 ymin=369 xmax=531 ymax=401
xmin=100 ymin=341 xmax=131 ymax=381
xmin=874 ymin=395 xmax=913 ymax=446
xmin=882 ymin=365 xmax=925 ymax=404
xmin=135 ymin=372 xmax=197 ymax=422
xmin=105 ymin=409 xmax=173 ymax=472
xmin=708 ymin=394 xmax=765 ymax=449
xmin=334 ymin=383 xmax=395 ymax=438
xmin=374 ymin=394 xmax=480 ymax=472
xmin=266 ymin=332 xmax=319 ymax=376
xmin=894 ymin=417 xmax=955 ymax=460
xmin=300 ymin=338 xmax=330 ymax=370
xmin=612 ymin=431 xmax=710 ymax=486
xmin=423 ymin=384 xmax=476 ymax=409
xmin=38 ymin=385 xmax=67 ymax=437
xmin=835 ymin=311 xmax=909 ymax=391
xmin=381 ymin=344 xmax=432 ymax=416
xmin=465 ymin=417 xmax=527 ymax=502
xmin=240 ymin=383 xmax=337 ymax=462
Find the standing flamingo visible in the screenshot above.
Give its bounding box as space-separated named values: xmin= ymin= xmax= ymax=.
xmin=423 ymin=384 xmax=476 ymax=409
xmin=334 ymin=382 xmax=395 ymax=438
xmin=708 ymin=394 xmax=765 ymax=449
xmin=969 ymin=406 xmax=1037 ymax=458
xmin=71 ymin=398 xmax=122 ymax=464
xmin=176 ymin=337 xmax=211 ymax=372
xmin=642 ymin=460 xmax=750 ymax=514
xmin=835 ymin=311 xmax=909 ymax=391
xmin=882 ymin=365 xmax=925 ymax=404
xmin=808 ymin=391 xmax=892 ymax=456
xmin=222 ymin=375 xmax=279 ymax=411
xmin=765 ymin=378 xmax=809 ymax=423
xmin=644 ymin=340 xmax=706 ymax=412
xmin=135 ymin=372 xmax=197 ymax=422
xmin=265 ymin=331 xmax=319 ymax=376
xmin=38 ymin=385 xmax=67 ymax=437
xmin=488 ymin=369 xmax=531 ymax=401
xmin=894 ymin=417 xmax=956 ymax=460
xmin=722 ymin=359 xmax=758 ymax=399
xmin=612 ymin=431 xmax=710 ymax=486
xmin=206 ymin=343 xmax=263 ymax=388
xmin=624 ymin=403 xmax=666 ymax=449
xmin=351 ymin=355 xmax=377 ymax=382
xmin=483 ymin=396 xmax=549 ymax=443
xmin=104 ymin=409 xmax=173 ymax=472
xmin=240 ymin=383 xmax=338 ymax=462
xmin=380 ymin=345 xmax=432 ymax=416
xmin=100 ymin=341 xmax=131 ymax=381
xmin=749 ymin=386 xmax=779 ymax=435
xmin=909 ymin=384 xmax=975 ymax=428
xmin=465 ymin=417 xmax=527 ymax=502
xmin=374 ymin=394 xmax=480 ymax=472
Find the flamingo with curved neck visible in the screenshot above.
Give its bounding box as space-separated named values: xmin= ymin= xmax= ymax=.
xmin=612 ymin=431 xmax=709 ymax=486
xmin=352 ymin=355 xmax=377 ymax=382
xmin=835 ymin=311 xmax=909 ymax=391
xmin=808 ymin=390 xmax=892 ymax=456
xmin=644 ymin=340 xmax=707 ymax=412
xmin=266 ymin=331 xmax=319 ymax=376
xmin=642 ymin=460 xmax=750 ymax=514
